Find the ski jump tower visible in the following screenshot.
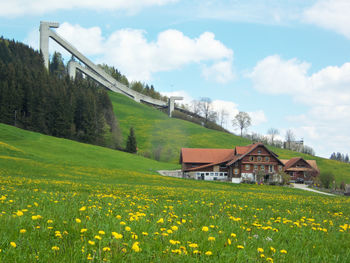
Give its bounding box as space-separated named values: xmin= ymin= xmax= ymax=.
xmin=39 ymin=21 xmax=182 ymax=117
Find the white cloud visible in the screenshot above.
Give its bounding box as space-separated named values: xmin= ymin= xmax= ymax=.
xmin=303 ymin=0 xmax=350 ymax=39
xmin=161 ymin=90 xmax=193 ymax=105
xmin=248 ymin=110 xmax=267 ymax=126
xmin=0 ymin=0 xmax=178 ymax=17
xmin=27 ymin=22 xmax=235 ymax=82
xmin=247 ymin=54 xmax=350 ymax=157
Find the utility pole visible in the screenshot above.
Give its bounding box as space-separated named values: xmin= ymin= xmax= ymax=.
xmin=14 ymin=110 xmax=17 ymax=127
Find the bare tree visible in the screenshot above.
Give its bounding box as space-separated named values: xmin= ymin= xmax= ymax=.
xmin=218 ymin=108 xmax=229 ymax=127
xmin=232 ymin=111 xmax=251 ymax=136
xmin=191 ymin=100 xmax=202 ymax=115
xmin=199 ymin=97 xmax=217 ymax=124
xmin=267 ymin=128 xmax=279 ymax=145
xmin=285 ymin=129 xmax=295 ymax=149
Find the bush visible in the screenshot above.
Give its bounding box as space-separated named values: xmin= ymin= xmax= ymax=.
xmin=278 ymin=172 xmax=291 ymax=185
xmin=319 ymin=172 xmax=335 ymax=189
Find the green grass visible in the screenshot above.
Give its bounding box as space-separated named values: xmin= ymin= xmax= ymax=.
xmin=110 ymin=92 xmax=350 ymax=183
xmin=0 ymin=123 xmax=350 ymax=262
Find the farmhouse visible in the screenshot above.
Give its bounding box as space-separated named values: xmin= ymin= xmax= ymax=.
xmin=180 ymin=143 xmax=319 ymax=183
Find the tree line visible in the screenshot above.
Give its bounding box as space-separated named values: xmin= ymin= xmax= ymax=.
xmin=330 ymin=152 xmax=349 ymax=163
xmin=0 ymin=37 xmax=122 ymax=149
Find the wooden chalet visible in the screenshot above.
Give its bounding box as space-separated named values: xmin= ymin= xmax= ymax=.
xmin=180 ymin=143 xmax=319 ymax=183
xmin=280 ymin=157 xmax=319 ymax=182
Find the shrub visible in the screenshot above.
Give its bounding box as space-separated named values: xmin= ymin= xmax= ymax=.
xmin=319 ymin=172 xmax=335 ymax=189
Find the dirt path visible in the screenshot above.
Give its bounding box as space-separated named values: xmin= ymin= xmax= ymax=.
xmin=292 ymin=183 xmax=336 ymax=196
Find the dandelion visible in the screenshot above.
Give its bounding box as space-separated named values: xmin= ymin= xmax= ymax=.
xmin=280 ymin=249 xmax=287 ymax=254
xmin=227 ymin=238 xmax=232 ymax=245
xmin=88 ymin=240 xmax=95 ymax=246
xmin=193 ymin=250 xmax=200 ymax=254
xmin=230 ymin=233 xmax=236 ymax=238
xmin=75 ymin=218 xmax=81 ymax=223
xmin=208 ymin=236 xmax=215 ymax=242
xmin=112 ymin=232 xmax=123 ymax=239
xmin=260 ymin=254 xmax=265 ymax=258
xmin=20 ymin=229 xmax=26 ymax=234
xmin=52 ymin=246 xmax=59 ymax=251
xmin=237 ymin=245 xmax=244 ymax=249
xmin=79 ymin=206 xmax=86 ymax=211
xmin=103 ymin=247 xmax=111 ymax=252
xmin=10 ymin=242 xmax=16 ymax=248
xmin=87 ymin=253 xmax=93 ymax=260
xmin=205 ymin=251 xmax=213 ymax=256
xmin=125 ymin=226 xmax=131 ymax=232
xmin=257 ymin=248 xmax=264 ymax=253
xmin=171 ymin=226 xmax=178 ymax=231
xmin=132 ymin=234 xmax=138 ymax=240
xmin=270 ymin=247 xmax=276 ymax=253
xmin=94 ymin=235 xmax=102 ymax=240
xmin=266 ymin=258 xmax=274 ymax=263
xmin=157 ymin=218 xmax=164 ymax=224
xmin=142 ymin=232 xmax=148 ymax=236
xmin=47 ymin=219 xmax=53 ymax=224
xmin=202 ymin=226 xmax=209 ymax=232
xmin=131 ymin=242 xmax=141 ymax=252
xmin=81 ymin=228 xmax=88 ymax=233
xmin=98 ymin=230 xmax=105 ymax=235
xmin=189 ymin=243 xmax=198 ymax=248
xmin=169 ymin=240 xmax=180 ymax=245
xmin=16 ymin=210 xmax=23 ymax=216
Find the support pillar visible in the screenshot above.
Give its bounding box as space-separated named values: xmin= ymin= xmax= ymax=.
xmin=168 ymin=96 xmax=183 ymax=117
xmin=39 ymin=21 xmax=59 ymax=70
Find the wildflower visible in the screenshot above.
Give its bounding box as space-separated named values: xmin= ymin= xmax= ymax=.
xmin=208 ymin=236 xmax=215 ymax=241
xmin=237 ymin=245 xmax=244 ymax=249
xmin=205 ymin=251 xmax=213 ymax=256
xmin=189 ymin=243 xmax=198 ymax=248
xmin=132 ymin=234 xmax=138 ymax=240
xmin=260 ymin=254 xmax=265 ymax=258
xmin=157 ymin=218 xmax=164 ymax=224
xmin=266 ymin=258 xmax=274 ymax=263
xmin=131 ymin=242 xmax=141 ymax=252
xmin=257 ymin=248 xmax=264 ymax=253
xmin=202 ymin=226 xmax=209 ymax=232
xmin=94 ymin=235 xmax=102 ymax=240
xmin=112 ymin=232 xmax=123 ymax=239
xmin=122 ymin=248 xmax=127 ymax=253
xmin=75 ymin=218 xmax=81 ymax=223
xmin=79 ymin=206 xmax=86 ymax=211
xmin=103 ymin=247 xmax=111 ymax=252
xmin=280 ymin=249 xmax=287 ymax=254
xmin=87 ymin=253 xmax=93 ymax=260
xmin=125 ymin=226 xmax=131 ymax=232
xmin=142 ymin=232 xmax=148 ymax=236
xmin=81 ymin=228 xmax=88 ymax=233
xmin=193 ymin=250 xmax=200 ymax=254
xmin=16 ymin=211 xmax=23 ymax=216
xmin=270 ymin=247 xmax=276 ymax=253
xmin=20 ymin=229 xmax=26 ymax=234
xmin=51 ymin=246 xmax=59 ymax=251
xmin=47 ymin=220 xmax=53 ymax=224
xmin=88 ymin=240 xmax=95 ymax=246
xmin=10 ymin=242 xmax=16 ymax=248
xmin=171 ymin=226 xmax=178 ymax=231
xmin=169 ymin=240 xmax=180 ymax=245
xmin=98 ymin=230 xmax=105 ymax=235
xmin=230 ymin=233 xmax=236 ymax=238
xmin=227 ymin=238 xmax=232 ymax=245
xmin=120 ymin=221 xmax=126 ymax=225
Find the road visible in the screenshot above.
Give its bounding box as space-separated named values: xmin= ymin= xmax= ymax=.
xmin=292 ymin=183 xmax=336 ymax=196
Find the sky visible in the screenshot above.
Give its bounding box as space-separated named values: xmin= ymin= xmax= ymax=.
xmin=0 ymin=0 xmax=350 ymax=158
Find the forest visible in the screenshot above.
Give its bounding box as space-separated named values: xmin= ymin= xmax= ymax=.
xmin=0 ymin=37 xmax=122 ymax=149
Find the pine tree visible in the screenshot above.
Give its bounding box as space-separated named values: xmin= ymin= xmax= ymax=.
xmin=126 ymin=127 xmax=137 ymax=153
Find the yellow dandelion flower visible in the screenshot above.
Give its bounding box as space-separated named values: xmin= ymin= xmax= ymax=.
xmin=10 ymin=242 xmax=16 ymax=248
xmin=189 ymin=243 xmax=198 ymax=248
xmin=270 ymin=247 xmax=276 ymax=253
xmin=132 ymin=234 xmax=138 ymax=240
xmin=47 ymin=219 xmax=53 ymax=224
xmin=227 ymin=238 xmax=232 ymax=245
xmin=20 ymin=229 xmax=26 ymax=234
xmin=280 ymin=249 xmax=287 ymax=254
xmin=131 ymin=242 xmax=141 ymax=252
xmin=16 ymin=211 xmax=23 ymax=217
xmin=205 ymin=251 xmax=213 ymax=256
xmin=257 ymin=248 xmax=264 ymax=253
xmin=125 ymin=226 xmax=131 ymax=232
xmin=94 ymin=235 xmax=102 ymax=240
xmin=75 ymin=218 xmax=81 ymax=223
xmin=98 ymin=230 xmax=105 ymax=235
xmin=103 ymin=247 xmax=111 ymax=252
xmin=202 ymin=226 xmax=209 ymax=232
xmin=87 ymin=253 xmax=93 ymax=260
xmin=112 ymin=232 xmax=123 ymax=239
xmin=171 ymin=226 xmax=178 ymax=231
xmin=237 ymin=245 xmax=244 ymax=249
xmin=266 ymin=258 xmax=274 ymax=263
xmin=193 ymin=250 xmax=200 ymax=254
xmin=260 ymin=254 xmax=265 ymax=258
xmin=231 ymin=233 xmax=237 ymax=238
xmin=88 ymin=240 xmax=95 ymax=246
xmin=157 ymin=218 xmax=164 ymax=224
xmin=142 ymin=232 xmax=148 ymax=236
xmin=208 ymin=236 xmax=215 ymax=241
xmin=79 ymin=206 xmax=86 ymax=211
xmin=81 ymin=228 xmax=88 ymax=233
xmin=122 ymin=248 xmax=127 ymax=253
xmin=51 ymin=246 xmax=59 ymax=251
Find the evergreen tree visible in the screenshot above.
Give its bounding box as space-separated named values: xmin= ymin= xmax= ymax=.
xmin=126 ymin=127 xmax=137 ymax=153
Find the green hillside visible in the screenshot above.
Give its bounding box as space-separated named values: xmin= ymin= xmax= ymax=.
xmin=110 ymin=92 xmax=350 ymax=183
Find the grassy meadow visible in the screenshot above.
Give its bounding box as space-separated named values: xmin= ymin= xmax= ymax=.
xmin=110 ymin=92 xmax=350 ymax=183
xmin=1 ymin=124 xmax=350 ymax=262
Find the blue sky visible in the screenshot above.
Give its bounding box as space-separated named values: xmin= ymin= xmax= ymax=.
xmin=1 ymin=0 xmax=350 ymax=158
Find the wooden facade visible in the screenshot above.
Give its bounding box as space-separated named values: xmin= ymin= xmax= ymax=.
xmin=180 ymin=143 xmax=319 ymax=183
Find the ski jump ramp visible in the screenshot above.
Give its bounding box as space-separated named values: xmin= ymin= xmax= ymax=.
xmin=40 ymin=21 xmax=182 ymax=117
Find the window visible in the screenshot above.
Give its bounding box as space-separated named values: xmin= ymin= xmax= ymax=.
xmin=245 ymin=164 xmax=250 ymax=170
xmin=257 ymin=156 xmax=262 ymax=162
xmin=210 ymin=172 xmax=214 ymax=176
xmin=224 ymin=172 xmax=228 ymax=176
xmin=220 ymin=164 xmax=226 ymax=168
xmin=254 ymin=165 xmax=258 ymax=171
xmin=234 ymin=169 xmax=239 ymax=175
xmin=196 ymin=172 xmax=200 ymax=175
xmin=278 ymin=165 xmax=283 ymax=172
xmin=269 ymin=165 xmax=273 ymax=173
xmin=206 ymin=173 xmax=209 ymax=176
xmin=257 ymin=149 xmax=262 ymax=154
xmin=215 ymin=172 xmax=218 ymax=176
xmin=249 ymin=156 xmax=254 ymax=162
xmin=265 ymin=157 xmax=270 ymax=162
xmin=260 ymin=165 xmax=265 ymax=171
xmin=213 ymin=177 xmax=217 ymax=181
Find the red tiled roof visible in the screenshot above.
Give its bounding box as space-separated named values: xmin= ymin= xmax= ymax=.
xmin=280 ymin=158 xmax=319 ymax=173
xmin=181 ymin=148 xmax=234 ymax=164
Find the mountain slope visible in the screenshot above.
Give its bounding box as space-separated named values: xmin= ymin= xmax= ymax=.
xmin=110 ymin=92 xmax=350 ymax=183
